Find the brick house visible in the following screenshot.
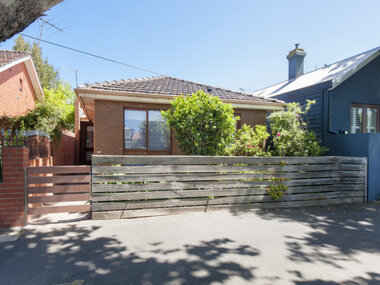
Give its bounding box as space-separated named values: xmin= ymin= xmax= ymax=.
xmin=0 ymin=50 xmax=75 ymax=165
xmin=0 ymin=50 xmax=44 ymax=116
xmin=74 ymin=76 xmax=284 ymax=164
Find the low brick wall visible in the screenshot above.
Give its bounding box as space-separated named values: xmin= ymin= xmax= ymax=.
xmin=0 ymin=147 xmax=29 ymax=227
xmin=0 ymin=147 xmax=54 ymax=228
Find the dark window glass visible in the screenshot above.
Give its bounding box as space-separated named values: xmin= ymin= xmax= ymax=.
xmin=85 ymin=126 xmax=94 ymax=148
xmin=148 ymin=110 xmax=170 ymax=151
xmin=124 ymin=110 xmax=146 ymax=149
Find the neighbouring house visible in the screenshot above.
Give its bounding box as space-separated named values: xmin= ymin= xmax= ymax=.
xmin=74 ymin=76 xmax=284 ymax=164
xmin=0 ymin=50 xmax=75 ymax=165
xmin=254 ymin=44 xmax=380 ymax=201
xmin=0 ymin=50 xmax=43 ymax=116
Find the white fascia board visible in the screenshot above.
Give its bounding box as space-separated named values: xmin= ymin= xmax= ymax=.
xmin=78 ymin=92 xmax=283 ymax=111
xmin=24 ymin=58 xmax=44 ymax=102
xmin=0 ymin=57 xmax=29 ymax=73
xmin=332 ymin=50 xmax=380 ymax=89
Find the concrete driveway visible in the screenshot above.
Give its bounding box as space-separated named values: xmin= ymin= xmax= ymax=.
xmin=1 ymin=203 xmax=380 ymax=285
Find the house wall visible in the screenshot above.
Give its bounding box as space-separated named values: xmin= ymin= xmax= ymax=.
xmin=329 ymin=55 xmax=380 ymax=133
xmin=0 ymin=62 xmax=37 ymax=116
xmin=323 ymin=55 xmax=380 ymax=201
xmin=93 ymin=99 xmax=268 ymax=156
xmin=274 ymin=56 xmax=380 ymax=201
xmin=273 ymin=81 xmax=331 ymax=138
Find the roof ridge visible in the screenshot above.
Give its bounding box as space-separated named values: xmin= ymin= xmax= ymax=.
xmin=254 ymin=45 xmax=380 ymax=95
xmin=165 ymin=75 xmax=252 ymax=96
xmin=85 ymin=76 xmax=165 ymax=87
xmin=0 ymin=49 xmax=31 ymax=56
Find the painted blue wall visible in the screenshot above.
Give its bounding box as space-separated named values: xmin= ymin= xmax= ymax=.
xmin=274 ymin=55 xmax=380 ymax=201
xmin=329 ymin=55 xmax=380 ymax=133
xmin=274 ymin=81 xmax=331 ymax=138
xmin=324 ymin=133 xmax=380 ymax=201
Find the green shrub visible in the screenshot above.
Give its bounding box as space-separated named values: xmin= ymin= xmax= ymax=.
xmin=161 ymin=90 xmax=238 ymax=155
xmin=267 ymin=100 xmax=327 ymax=156
xmin=230 ymin=124 xmax=270 ymax=156
xmin=267 ymin=177 xmax=288 ymax=201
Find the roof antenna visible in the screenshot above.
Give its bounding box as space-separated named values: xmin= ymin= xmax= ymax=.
xmin=37 ymin=18 xmax=65 ymax=49
xmin=60 ymin=66 xmax=78 ymax=87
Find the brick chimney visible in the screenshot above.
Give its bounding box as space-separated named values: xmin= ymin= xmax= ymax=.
xmin=287 ymin=43 xmax=306 ymax=80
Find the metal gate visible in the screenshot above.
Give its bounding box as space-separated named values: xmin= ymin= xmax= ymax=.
xmin=26 ymin=166 xmax=91 ymax=217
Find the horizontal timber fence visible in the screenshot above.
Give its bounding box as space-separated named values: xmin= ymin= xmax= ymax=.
xmin=91 ymin=155 xmax=367 ymax=220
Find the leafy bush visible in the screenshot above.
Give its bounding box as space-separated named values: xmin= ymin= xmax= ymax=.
xmin=230 ymin=124 xmax=270 ymax=156
xmin=267 ymin=100 xmax=327 ymax=156
xmin=161 ymin=90 xmax=238 ymax=155
xmin=267 ymin=177 xmax=288 ymax=201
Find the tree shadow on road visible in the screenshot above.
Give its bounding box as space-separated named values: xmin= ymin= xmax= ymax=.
xmin=0 ymin=224 xmax=259 ymax=285
xmin=292 ymin=271 xmax=380 ymax=285
xmin=253 ymin=203 xmax=380 ymax=281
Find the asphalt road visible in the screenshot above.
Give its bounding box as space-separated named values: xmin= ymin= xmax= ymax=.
xmin=1 ymin=203 xmax=380 ymax=285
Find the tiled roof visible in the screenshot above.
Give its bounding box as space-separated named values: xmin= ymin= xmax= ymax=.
xmin=81 ymin=76 xmax=279 ymax=103
xmin=0 ymin=50 xmax=30 ymax=68
xmin=253 ymin=46 xmax=380 ymax=98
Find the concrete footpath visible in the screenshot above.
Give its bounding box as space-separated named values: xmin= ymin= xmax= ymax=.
xmin=0 ymin=203 xmax=380 ymax=285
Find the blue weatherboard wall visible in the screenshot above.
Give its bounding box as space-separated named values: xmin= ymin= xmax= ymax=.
xmin=328 ymin=55 xmax=380 ymax=133
xmin=274 ymin=81 xmax=331 ymax=138
xmin=274 ymin=55 xmax=380 ymax=201
xmin=323 ymin=55 xmax=380 ymax=201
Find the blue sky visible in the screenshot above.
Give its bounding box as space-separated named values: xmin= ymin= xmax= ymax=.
xmin=1 ymin=0 xmax=380 ymax=92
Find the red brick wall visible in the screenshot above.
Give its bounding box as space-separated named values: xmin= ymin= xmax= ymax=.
xmin=0 ymin=147 xmax=29 ymax=227
xmin=0 ymin=62 xmax=37 ymax=116
xmin=52 ymin=130 xmax=75 ymax=165
xmin=0 ymin=147 xmax=54 ymax=228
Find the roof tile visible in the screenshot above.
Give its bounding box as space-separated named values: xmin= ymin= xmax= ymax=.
xmin=0 ymin=50 xmax=30 ymax=68
xmin=80 ymin=76 xmax=278 ymax=103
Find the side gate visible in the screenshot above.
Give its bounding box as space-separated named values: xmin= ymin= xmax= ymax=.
xmin=26 ymin=166 xmax=91 ymax=219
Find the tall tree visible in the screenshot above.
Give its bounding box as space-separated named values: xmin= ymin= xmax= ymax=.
xmin=13 ymin=35 xmax=59 ymax=89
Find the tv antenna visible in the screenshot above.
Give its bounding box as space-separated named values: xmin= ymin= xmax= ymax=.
xmin=37 ymin=18 xmax=66 ymax=49
xmin=60 ymin=66 xmax=79 ymax=87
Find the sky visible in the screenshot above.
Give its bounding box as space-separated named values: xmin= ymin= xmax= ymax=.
xmin=1 ymin=0 xmax=380 ymax=93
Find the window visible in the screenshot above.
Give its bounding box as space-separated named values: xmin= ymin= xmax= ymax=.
xmin=350 ymin=104 xmax=379 ymax=134
xmin=124 ymin=109 xmax=170 ymax=153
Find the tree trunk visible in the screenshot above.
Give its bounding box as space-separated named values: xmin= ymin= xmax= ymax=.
xmin=0 ymin=0 xmax=63 ymax=43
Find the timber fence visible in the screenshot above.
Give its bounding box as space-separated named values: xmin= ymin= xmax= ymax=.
xmin=91 ymin=155 xmax=367 ymax=220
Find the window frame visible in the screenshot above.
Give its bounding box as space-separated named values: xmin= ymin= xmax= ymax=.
xmin=123 ymin=107 xmax=172 ymax=155
xmin=351 ymin=103 xmax=380 ymax=134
